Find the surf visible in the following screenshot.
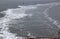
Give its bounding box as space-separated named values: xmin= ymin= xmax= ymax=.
xmin=0 ymin=2 xmax=60 ymax=39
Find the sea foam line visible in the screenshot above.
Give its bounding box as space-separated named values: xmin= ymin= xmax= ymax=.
xmin=43 ymin=2 xmax=60 ymax=29
xmin=0 ymin=4 xmax=37 ymax=39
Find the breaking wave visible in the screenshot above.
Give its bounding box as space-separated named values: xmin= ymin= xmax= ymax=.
xmin=0 ymin=2 xmax=60 ymax=39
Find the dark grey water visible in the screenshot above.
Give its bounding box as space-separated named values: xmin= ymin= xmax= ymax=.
xmin=8 ymin=4 xmax=59 ymax=37
xmin=0 ymin=13 xmax=5 ymax=18
xmin=0 ymin=0 xmax=60 ymax=11
xmin=0 ymin=0 xmax=60 ymax=38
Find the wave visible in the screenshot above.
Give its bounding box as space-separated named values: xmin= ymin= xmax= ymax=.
xmin=0 ymin=4 xmax=37 ymax=39
xmin=0 ymin=2 xmax=60 ymax=39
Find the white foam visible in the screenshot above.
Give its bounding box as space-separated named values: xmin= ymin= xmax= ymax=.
xmin=0 ymin=2 xmax=60 ymax=39
xmin=0 ymin=4 xmax=38 ymax=39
